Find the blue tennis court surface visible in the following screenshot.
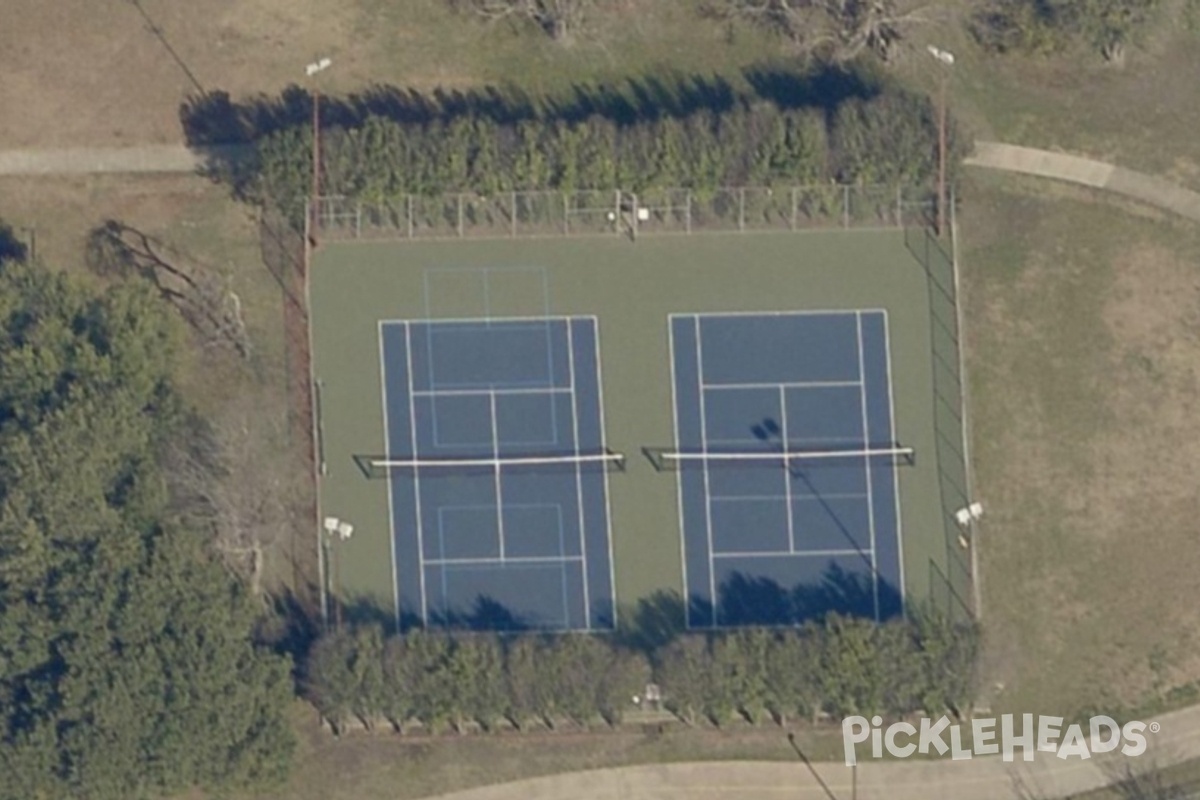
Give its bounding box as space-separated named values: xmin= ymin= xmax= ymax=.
xmin=379 ymin=317 xmax=615 ymax=631
xmin=671 ymin=311 xmax=904 ymax=627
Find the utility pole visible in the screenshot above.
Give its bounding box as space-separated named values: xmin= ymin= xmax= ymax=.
xmin=927 ymin=46 xmax=955 ymax=237
xmin=306 ymin=57 xmax=333 ymax=246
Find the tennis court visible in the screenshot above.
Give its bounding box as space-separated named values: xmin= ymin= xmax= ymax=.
xmin=309 ymin=232 xmax=964 ymax=634
xmin=668 ymin=311 xmax=905 ymax=627
xmin=377 ymin=316 xmax=616 ymax=631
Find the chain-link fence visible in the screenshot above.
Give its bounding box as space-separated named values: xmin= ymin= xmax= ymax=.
xmin=313 ymin=185 xmax=934 ymax=241
xmin=905 ymin=221 xmax=975 ymax=625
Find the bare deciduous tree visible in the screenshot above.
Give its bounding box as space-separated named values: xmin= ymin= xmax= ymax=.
xmin=459 ymin=0 xmax=593 ymax=42
xmin=166 ymin=386 xmax=304 ymax=597
xmin=86 ymin=221 xmax=251 ymax=357
xmin=711 ymin=0 xmax=936 ymax=63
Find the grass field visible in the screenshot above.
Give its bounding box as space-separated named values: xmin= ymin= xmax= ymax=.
xmin=309 ymin=227 xmax=960 ymax=630
xmin=960 ymin=173 xmax=1200 ymax=718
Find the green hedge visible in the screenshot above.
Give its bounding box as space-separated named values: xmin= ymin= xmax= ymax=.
xmin=302 ymin=610 xmax=978 ymax=734
xmin=250 ymin=86 xmax=964 ymax=225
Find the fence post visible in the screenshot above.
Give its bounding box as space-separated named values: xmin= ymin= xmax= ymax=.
xmin=790 ymin=187 xmax=798 ymax=231
xmin=406 ymin=194 xmax=414 ymax=239
xmin=685 ymin=191 xmax=692 ymax=234
xmin=457 ymin=193 xmax=464 ymax=237
xmin=896 ymin=185 xmax=903 ymax=229
xmin=355 ymin=202 xmax=362 ymax=238
xmin=843 ymin=185 xmax=850 ymax=229
xmin=511 ymin=191 xmax=517 ymax=238
xmin=563 ymin=192 xmax=569 ymax=236
xmin=738 ymin=188 xmax=745 ymax=232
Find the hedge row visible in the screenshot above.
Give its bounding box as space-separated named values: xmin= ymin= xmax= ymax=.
xmin=250 ymin=86 xmax=965 ymax=223
xmin=303 ymin=611 xmax=978 ymax=735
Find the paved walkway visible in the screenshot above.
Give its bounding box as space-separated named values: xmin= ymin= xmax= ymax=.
xmin=966 ymin=141 xmax=1200 ymax=223
xmin=421 ymin=703 xmax=1200 ymax=800
xmin=0 ymin=145 xmax=202 ymax=175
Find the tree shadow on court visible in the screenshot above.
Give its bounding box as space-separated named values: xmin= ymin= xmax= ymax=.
xmin=340 ymin=594 xmax=406 ymax=632
xmin=696 ymin=562 xmax=904 ymax=627
xmin=429 ymin=596 xmax=534 ymax=632
xmin=614 ymin=590 xmax=687 ymax=658
xmin=792 ymin=563 xmax=903 ymax=621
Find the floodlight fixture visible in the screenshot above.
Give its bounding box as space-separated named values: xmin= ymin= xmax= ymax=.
xmin=927 ymin=45 xmax=955 ymax=66
xmin=306 ymin=57 xmax=333 ymax=77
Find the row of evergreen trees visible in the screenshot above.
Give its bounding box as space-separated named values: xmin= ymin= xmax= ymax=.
xmin=304 ymin=610 xmax=978 ymax=735
xmin=249 ymin=87 xmax=964 ymax=223
xmin=0 ymin=256 xmax=295 ymax=800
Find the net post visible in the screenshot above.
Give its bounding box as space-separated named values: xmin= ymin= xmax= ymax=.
xmin=406 ymin=194 xmax=414 ymax=239
xmin=457 ymin=193 xmax=465 ymax=237
xmin=685 ymin=190 xmax=692 ymax=234
xmin=563 ymin=192 xmax=569 ymax=236
xmin=510 ymin=191 xmax=517 ymax=238
xmin=791 ymin=187 xmax=798 ymax=230
xmin=614 ymin=190 xmax=621 ymax=236
xmin=738 ymin=187 xmax=746 ymax=232
xmin=843 ymin=185 xmax=850 ymax=229
xmin=355 ymin=202 xmax=362 ymax=238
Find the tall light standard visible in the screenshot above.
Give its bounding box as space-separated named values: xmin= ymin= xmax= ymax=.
xmin=322 ymin=516 xmax=354 ymax=629
xmin=306 ymin=57 xmax=333 ymax=245
xmin=927 ymin=45 xmax=955 ymax=237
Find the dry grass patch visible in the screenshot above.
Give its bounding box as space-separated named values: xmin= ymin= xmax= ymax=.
xmin=961 ymin=175 xmax=1200 ymax=716
xmin=235 ymin=702 xmax=847 ymax=800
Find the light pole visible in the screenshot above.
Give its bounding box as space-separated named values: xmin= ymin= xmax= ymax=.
xmin=926 ymin=45 xmax=955 ymax=237
xmin=306 ymin=57 xmax=333 ymax=246
xmin=321 ymin=516 xmax=354 ymax=629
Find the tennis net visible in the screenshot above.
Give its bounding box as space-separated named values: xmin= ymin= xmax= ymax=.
xmin=354 ymin=450 xmax=626 ymax=478
xmin=643 ymin=445 xmax=915 ymax=472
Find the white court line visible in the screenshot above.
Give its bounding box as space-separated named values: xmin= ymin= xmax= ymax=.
xmin=710 ymin=492 xmax=870 ymax=503
xmin=379 ymin=313 xmax=598 ymax=325
xmin=566 ymin=319 xmax=589 ymax=631
xmin=412 ymin=386 xmax=573 ymax=398
xmin=881 ymin=309 xmax=907 ymax=607
xmin=425 ymin=555 xmax=584 ymax=567
xmin=695 ymin=315 xmax=718 ymax=627
xmin=667 ymin=309 xmax=887 ymax=320
xmin=856 ymin=312 xmax=881 ymax=622
xmin=402 ymin=321 xmax=429 ymax=626
xmin=702 ymin=380 xmax=863 ymax=391
xmin=592 ymin=318 xmax=618 ymax=630
xmin=488 ymin=389 xmax=505 ymax=561
xmin=377 ymin=321 xmax=403 ymax=631
xmin=709 ymin=494 xmax=788 ymax=503
xmin=667 ymin=317 xmax=691 ymax=625
xmin=713 ymin=548 xmax=869 ymax=559
xmin=779 ymin=386 xmax=796 ymax=553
